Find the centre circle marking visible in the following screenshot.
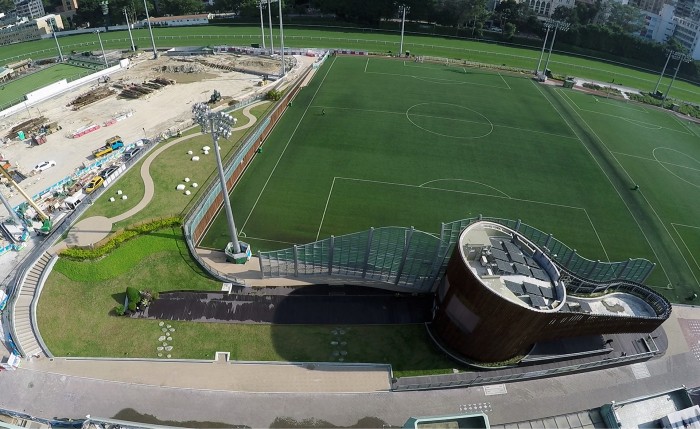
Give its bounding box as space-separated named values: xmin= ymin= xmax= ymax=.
xmin=406 ymin=103 xmax=494 ymax=139
xmin=652 ymin=147 xmax=700 ymax=188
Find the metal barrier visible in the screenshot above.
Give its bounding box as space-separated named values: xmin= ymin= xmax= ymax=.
xmin=259 ymin=216 xmax=656 ymax=290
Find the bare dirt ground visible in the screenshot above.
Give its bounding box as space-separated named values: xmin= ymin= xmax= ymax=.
xmin=0 ymin=53 xmax=312 ymax=208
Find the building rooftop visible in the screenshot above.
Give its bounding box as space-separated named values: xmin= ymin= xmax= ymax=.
xmin=600 ymin=387 xmax=696 ymax=428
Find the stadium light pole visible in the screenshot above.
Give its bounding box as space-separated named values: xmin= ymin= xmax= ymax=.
xmin=258 ymin=0 xmax=266 ymax=50
xmin=191 ymin=103 xmax=241 ymax=255
xmin=663 ymin=52 xmax=690 ymax=101
xmin=279 ymin=0 xmax=285 ymax=76
xmin=100 ymin=0 xmax=109 ymax=31
xmin=94 ymin=29 xmax=108 ymax=66
xmin=124 ymin=8 xmax=136 ymax=51
xmin=653 ymin=50 xmax=673 ymax=95
xmin=399 ymin=5 xmax=410 ymax=57
xmin=535 ymin=20 xmax=552 ymax=75
xmin=50 ymin=18 xmax=64 ymax=62
xmin=143 ymin=0 xmax=158 ymax=59
xmin=542 ymin=21 xmax=569 ymax=79
xmin=267 ymin=0 xmax=274 ymax=55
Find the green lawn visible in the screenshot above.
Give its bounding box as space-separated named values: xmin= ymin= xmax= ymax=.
xmin=38 ymin=227 xmax=460 ymax=376
xmin=202 ymin=56 xmax=700 ymax=301
xmin=0 ymin=63 xmax=91 ymax=110
xmin=79 ymin=103 xmax=270 ymax=231
xmin=1 ymin=25 xmax=698 ymax=104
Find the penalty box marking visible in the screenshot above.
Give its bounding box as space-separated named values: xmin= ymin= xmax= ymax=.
xmin=672 ymin=223 xmax=700 ymax=275
xmin=317 ymin=177 xmax=609 ymax=263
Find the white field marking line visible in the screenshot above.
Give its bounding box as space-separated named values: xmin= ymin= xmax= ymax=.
xmin=671 ymin=223 xmax=700 ymax=274
xmin=462 ymin=67 xmax=467 ymax=73
xmin=596 ymin=98 xmax=649 ymax=114
xmin=364 ymin=70 xmax=508 ymax=90
xmin=611 ymin=151 xmax=700 ymax=173
xmin=313 ymin=105 xmax=578 ymax=140
xmin=419 ymin=179 xmax=512 ymax=198
xmin=335 ymin=176 xmax=589 ymax=211
xmin=364 ymin=57 xmax=369 ymax=73
xmin=530 ymin=80 xmax=672 ymax=286
xmin=558 ymin=89 xmax=691 ymax=136
xmin=498 ymin=73 xmax=511 ymax=90
xmin=583 ymin=208 xmax=610 ymax=262
xmin=559 ymin=85 xmax=700 ymax=287
xmin=316 ymin=177 xmax=336 ymax=241
xmin=240 ymin=56 xmax=337 ymax=234
xmin=243 ymin=236 xmax=296 ymax=245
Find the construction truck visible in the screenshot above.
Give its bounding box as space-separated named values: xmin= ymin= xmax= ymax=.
xmin=92 ymin=135 xmax=124 ymax=158
xmin=0 ymin=165 xmax=52 ymax=237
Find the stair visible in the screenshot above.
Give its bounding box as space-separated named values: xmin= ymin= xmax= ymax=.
xmin=11 ymin=251 xmax=54 ymax=358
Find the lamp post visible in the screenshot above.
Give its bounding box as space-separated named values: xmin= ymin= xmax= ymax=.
xmin=653 ymin=50 xmax=673 ymax=95
xmin=94 ymin=29 xmax=108 ymax=66
xmin=191 ymin=103 xmax=242 ymax=255
xmin=535 ymin=20 xmax=553 ymax=75
xmin=267 ymin=0 xmax=274 ymax=55
xmin=258 ymin=0 xmax=266 ymax=50
xmin=278 ymin=0 xmax=285 ymax=76
xmin=50 ymin=18 xmax=64 ymax=62
xmin=542 ymin=21 xmax=569 ymax=80
xmin=399 ymin=5 xmax=410 ymax=57
xmin=143 ymin=0 xmax=158 ymax=59
xmin=100 ymin=0 xmax=109 ymax=31
xmin=124 ymin=8 xmax=136 ymax=51
xmin=663 ymin=52 xmax=690 ymax=101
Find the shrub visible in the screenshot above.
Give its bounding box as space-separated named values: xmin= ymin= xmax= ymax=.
xmin=114 ymin=304 xmax=125 ymax=316
xmin=126 ymin=287 xmax=140 ymax=303
xmin=266 ymin=89 xmax=282 ymax=101
xmin=60 ymin=217 xmax=182 ymax=260
xmin=128 ymin=301 xmax=137 ymax=312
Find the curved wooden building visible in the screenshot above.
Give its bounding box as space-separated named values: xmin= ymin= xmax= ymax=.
xmin=432 ymin=221 xmax=671 ymax=363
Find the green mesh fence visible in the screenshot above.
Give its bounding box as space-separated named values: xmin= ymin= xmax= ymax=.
xmin=259 ymin=217 xmax=655 ymax=291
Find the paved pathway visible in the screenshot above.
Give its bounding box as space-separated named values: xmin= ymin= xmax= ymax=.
xmin=62 ymin=101 xmax=267 ymax=248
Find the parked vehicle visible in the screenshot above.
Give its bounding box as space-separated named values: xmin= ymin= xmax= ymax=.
xmin=84 ymin=176 xmax=104 ymax=194
xmin=124 ymin=147 xmax=141 ymax=160
xmin=93 ymin=136 xmax=124 ymax=159
xmin=99 ymin=164 xmax=120 ymax=180
xmin=34 ymin=160 xmax=56 ymax=171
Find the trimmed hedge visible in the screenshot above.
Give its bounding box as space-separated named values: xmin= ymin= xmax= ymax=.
xmin=60 ymin=217 xmax=183 ymax=260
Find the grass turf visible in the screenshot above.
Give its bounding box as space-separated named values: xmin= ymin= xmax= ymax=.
xmin=0 ymin=63 xmax=92 ymax=110
xmin=37 ymin=227 xmax=459 ymax=376
xmin=79 ymin=103 xmax=270 ymax=231
xmin=201 ymin=56 xmax=700 ymax=302
xmin=1 ymin=26 xmax=698 ymax=104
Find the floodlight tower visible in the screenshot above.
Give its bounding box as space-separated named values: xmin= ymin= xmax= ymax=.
xmin=399 ymin=4 xmax=410 ymax=57
xmin=267 ymin=0 xmax=274 ymax=55
xmin=143 ymin=0 xmax=158 ymax=59
xmin=663 ymin=52 xmax=690 ymax=101
xmin=535 ymin=20 xmax=553 ymax=75
xmin=653 ymin=50 xmax=673 ymax=95
xmin=100 ymin=0 xmax=109 ymax=31
xmin=278 ymin=0 xmax=285 ymax=76
xmin=258 ymin=0 xmax=266 ymax=50
xmin=50 ymin=18 xmax=64 ymax=62
xmin=94 ymin=29 xmax=108 ymax=66
xmin=191 ymin=103 xmax=243 ymax=256
xmin=542 ymin=20 xmax=569 ymax=79
xmin=124 ymin=8 xmax=136 ymax=51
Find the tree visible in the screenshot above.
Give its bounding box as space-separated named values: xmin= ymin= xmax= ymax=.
xmin=503 ymin=21 xmax=515 ymax=38
xmin=605 ymin=2 xmax=643 ymax=33
xmin=551 ymin=5 xmax=574 ymax=24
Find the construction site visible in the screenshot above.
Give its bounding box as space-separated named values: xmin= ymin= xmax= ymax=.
xmin=0 ymin=51 xmax=313 ymax=265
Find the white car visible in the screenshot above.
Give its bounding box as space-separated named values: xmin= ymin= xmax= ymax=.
xmin=34 ymin=160 xmax=56 ymax=171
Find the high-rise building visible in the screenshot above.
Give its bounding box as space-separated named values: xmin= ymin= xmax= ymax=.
xmin=13 ymin=0 xmax=45 ymax=20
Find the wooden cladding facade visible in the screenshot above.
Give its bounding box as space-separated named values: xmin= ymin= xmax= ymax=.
xmin=432 ymin=250 xmax=667 ymax=363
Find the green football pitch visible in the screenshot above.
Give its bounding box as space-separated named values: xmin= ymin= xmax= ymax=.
xmin=200 ymin=55 xmax=700 ymax=302
xmin=0 ymin=63 xmax=91 ymax=111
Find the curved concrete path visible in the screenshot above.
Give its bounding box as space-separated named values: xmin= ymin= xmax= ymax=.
xmin=63 ymin=101 xmax=267 ymax=248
